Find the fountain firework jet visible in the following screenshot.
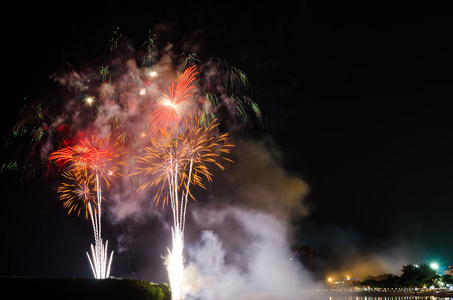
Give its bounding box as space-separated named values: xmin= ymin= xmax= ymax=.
xmin=164 ymin=152 xmax=194 ymax=300
xmin=136 ymin=116 xmax=232 ymax=299
xmin=49 ymin=136 xmax=121 ymax=279
xmin=167 ymin=228 xmax=184 ymax=300
xmin=86 ymin=201 xmax=113 ymax=279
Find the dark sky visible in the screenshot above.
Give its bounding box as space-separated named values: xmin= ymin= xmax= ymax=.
xmin=1 ymin=0 xmax=453 ymax=280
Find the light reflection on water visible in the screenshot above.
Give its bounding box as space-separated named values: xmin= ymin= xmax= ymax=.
xmin=321 ymin=297 xmax=453 ymax=300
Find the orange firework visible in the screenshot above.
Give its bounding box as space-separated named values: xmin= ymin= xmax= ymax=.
xmin=49 ymin=135 xmax=120 ymax=279
xmin=135 ymin=116 xmax=233 ymax=208
xmin=57 ymin=171 xmax=98 ymax=219
xmin=136 ymin=115 xmax=233 ymax=300
xmin=149 ymin=66 xmax=198 ymax=133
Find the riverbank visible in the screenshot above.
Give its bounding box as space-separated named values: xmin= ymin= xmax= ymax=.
xmin=0 ymin=276 xmax=171 ymax=300
xmin=325 ymin=290 xmax=453 ymax=297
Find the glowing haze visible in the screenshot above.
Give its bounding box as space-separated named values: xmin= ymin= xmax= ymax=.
xmin=182 ymin=139 xmax=315 ymax=299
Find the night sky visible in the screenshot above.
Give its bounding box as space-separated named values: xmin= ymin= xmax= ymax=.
xmin=1 ymin=0 xmax=453 ymax=282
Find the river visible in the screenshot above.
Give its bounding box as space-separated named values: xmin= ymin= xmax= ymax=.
xmin=306 ymin=293 xmax=453 ymax=300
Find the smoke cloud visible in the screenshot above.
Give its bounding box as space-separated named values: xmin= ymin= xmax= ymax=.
xmin=175 ymin=138 xmax=315 ymax=299
xmin=183 ymin=208 xmax=316 ymax=300
xmin=108 ymin=135 xmax=316 ymax=294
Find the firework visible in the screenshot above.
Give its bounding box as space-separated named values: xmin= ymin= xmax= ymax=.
xmin=49 ymin=135 xmax=122 ymax=279
xmin=136 ymin=117 xmax=232 ymax=207
xmin=49 ymin=144 xmax=99 ymax=172
xmin=135 ymin=116 xmax=232 ymax=299
xmin=142 ymin=30 xmax=158 ymax=67
xmin=149 ymin=66 xmax=198 ymax=133
xmin=198 ymin=59 xmax=262 ymax=126
xmin=86 ymin=200 xmax=114 ymax=279
xmin=49 ymin=135 xmax=121 ymax=187
xmin=57 ymin=171 xmax=97 ymax=219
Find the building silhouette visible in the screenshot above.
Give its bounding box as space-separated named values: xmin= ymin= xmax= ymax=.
xmin=291 ymin=246 xmax=316 ymax=272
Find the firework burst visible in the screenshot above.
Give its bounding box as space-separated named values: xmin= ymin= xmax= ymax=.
xmin=57 ymin=171 xmax=97 ymax=219
xmin=49 ymin=135 xmax=122 ymax=279
xmin=136 ymin=117 xmax=232 ymax=207
xmin=149 ymin=66 xmax=198 ymax=134
xmin=135 ymin=116 xmax=232 ymax=299
xmin=198 ymin=59 xmax=262 ymax=126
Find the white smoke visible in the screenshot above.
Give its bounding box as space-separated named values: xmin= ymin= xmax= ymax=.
xmin=173 ymin=138 xmax=317 ymax=299
xmin=182 ymin=208 xmax=318 ymax=300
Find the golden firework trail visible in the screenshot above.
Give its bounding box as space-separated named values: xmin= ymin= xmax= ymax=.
xmin=49 ymin=135 xmax=122 ymax=279
xmin=135 ymin=116 xmax=232 ymax=299
xmin=57 ymin=171 xmax=97 ymax=219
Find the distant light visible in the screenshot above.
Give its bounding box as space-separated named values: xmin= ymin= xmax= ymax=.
xmin=431 ymin=263 xmax=439 ymax=270
xmin=139 ymin=88 xmax=146 ymax=95
xmin=328 ymin=278 xmax=332 ymax=282
xmin=149 ymin=70 xmax=158 ymax=77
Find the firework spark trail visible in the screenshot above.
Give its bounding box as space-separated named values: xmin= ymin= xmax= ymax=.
xmin=86 ymin=202 xmax=114 ymax=279
xmin=85 ymin=175 xmax=114 ymax=279
xmin=168 ymin=156 xmax=184 ymax=300
xmin=57 ymin=171 xmax=96 ymax=218
xmin=149 ymin=66 xmax=198 ymax=134
xmin=49 ymin=136 xmax=120 ymax=279
xmin=162 ymin=154 xmax=192 ymax=300
xmin=136 ymin=115 xmax=232 ymax=299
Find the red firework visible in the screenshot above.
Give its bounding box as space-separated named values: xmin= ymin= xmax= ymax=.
xmin=149 ymin=66 xmax=198 ymax=133
xmin=49 ymin=135 xmax=121 ymax=188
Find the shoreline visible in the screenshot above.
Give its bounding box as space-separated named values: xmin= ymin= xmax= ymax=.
xmin=324 ymin=290 xmax=453 ymax=297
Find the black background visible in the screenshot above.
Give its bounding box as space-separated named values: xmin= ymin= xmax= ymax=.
xmin=1 ymin=0 xmax=452 ymax=280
